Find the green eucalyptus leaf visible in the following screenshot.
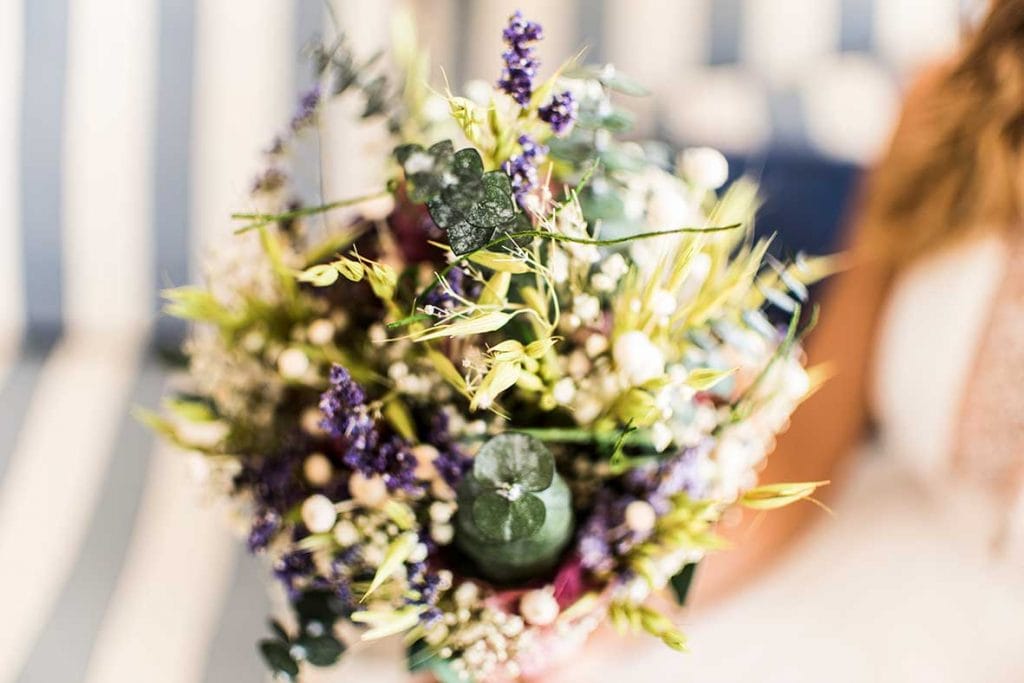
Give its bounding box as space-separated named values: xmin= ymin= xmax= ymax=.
xmin=426 ymin=197 xmax=461 ymax=230
xmin=446 ymin=218 xmax=494 ymax=256
xmin=269 ymin=619 xmax=290 ymax=643
xmin=669 ymin=563 xmax=698 ymax=606
xmin=442 ymin=177 xmax=484 ymax=214
xmin=472 ymin=491 xmax=546 ymax=542
xmin=297 ymin=634 xmax=345 ymax=667
xmin=450 ymin=147 xmax=483 ymax=182
xmin=466 ymin=172 xmax=516 ymax=228
xmin=473 ymin=433 xmax=555 ymax=491
xmin=259 ymin=639 xmax=299 ymax=678
xmin=407 ymin=641 xmax=464 ymax=683
xmin=294 ymin=589 xmax=345 ymax=627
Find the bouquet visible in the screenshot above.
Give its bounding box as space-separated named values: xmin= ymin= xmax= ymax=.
xmin=146 ymin=10 xmax=829 ymax=682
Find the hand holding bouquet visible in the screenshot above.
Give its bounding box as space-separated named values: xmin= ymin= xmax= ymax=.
xmin=146 ymin=10 xmax=829 ymax=682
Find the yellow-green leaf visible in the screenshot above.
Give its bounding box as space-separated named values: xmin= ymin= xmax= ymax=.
xmin=740 ymin=481 xmax=829 ymax=510
xmin=383 ymin=398 xmax=417 ymax=441
xmin=298 ymin=264 xmax=340 ymax=287
xmin=471 ymin=361 xmax=520 ymax=411
xmin=363 ymin=531 xmax=418 ymax=600
xmin=468 ymin=250 xmax=531 ymax=273
xmin=425 ymin=348 xmax=469 ymax=396
xmin=686 ymin=367 xmax=736 ymax=391
xmin=412 ymin=310 xmax=512 ymax=342
xmin=477 ymin=271 xmax=511 ymax=307
xmin=351 ymin=606 xmax=425 ymax=640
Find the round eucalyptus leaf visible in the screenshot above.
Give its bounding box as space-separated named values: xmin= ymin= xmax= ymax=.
xmin=473 ymin=433 xmax=554 ymax=491
xmin=472 ymin=490 xmax=546 ymax=542
xmin=451 ymin=147 xmax=484 ymax=182
xmin=294 ymin=589 xmax=345 ymax=627
xmin=297 ymin=634 xmax=345 ymax=667
xmin=259 ymin=639 xmax=299 ymax=678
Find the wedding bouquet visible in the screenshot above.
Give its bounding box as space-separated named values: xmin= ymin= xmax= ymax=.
xmin=146 ymin=10 xmax=829 ymax=682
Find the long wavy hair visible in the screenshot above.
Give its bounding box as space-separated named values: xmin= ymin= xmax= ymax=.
xmin=862 ymin=0 xmax=1024 ymax=264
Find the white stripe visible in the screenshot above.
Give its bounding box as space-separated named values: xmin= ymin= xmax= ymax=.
xmin=741 ymin=0 xmax=841 ymax=87
xmin=410 ymin=0 xmax=456 ymax=86
xmin=0 ymin=332 xmax=146 ymax=683
xmin=191 ymin=0 xmax=293 ymax=273
xmin=466 ymin=1 xmax=577 ymax=85
xmin=320 ymin=0 xmax=394 ymax=226
xmin=83 ymin=442 xmax=239 ymax=683
xmin=604 ymin=0 xmax=712 ymax=133
xmin=0 ymin=0 xmax=24 ymax=336
xmin=874 ymin=0 xmax=961 ymax=75
xmin=62 ymin=0 xmax=157 ymax=333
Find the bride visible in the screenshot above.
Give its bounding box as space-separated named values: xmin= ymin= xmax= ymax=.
xmin=551 ymin=1 xmax=1024 ymax=680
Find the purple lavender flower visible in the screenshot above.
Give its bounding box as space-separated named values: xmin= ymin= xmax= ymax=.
xmin=427 ymin=412 xmax=472 ymax=488
xmin=539 ymin=90 xmax=577 ymax=135
xmin=497 ymin=11 xmax=543 ymax=106
xmin=577 ymin=442 xmax=711 ymax=573
xmin=502 ymin=134 xmax=548 ymax=207
xmin=248 ymin=508 xmax=281 ymax=553
xmin=291 ymin=84 xmax=321 ymax=132
xmin=421 ymin=266 xmax=468 ymax=315
xmin=274 ymin=550 xmax=316 ymax=598
xmin=319 ymin=365 xmax=420 ymax=493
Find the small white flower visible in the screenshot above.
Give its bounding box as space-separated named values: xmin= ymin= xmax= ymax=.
xmin=573 ymin=294 xmax=601 ymax=323
xmin=624 ymin=500 xmax=658 ymax=534
xmin=551 ymin=378 xmax=576 ymax=405
xmin=613 ymin=331 xmax=665 ymax=385
xmin=680 ymin=146 xmax=729 ymax=190
xmin=412 ymin=444 xmax=440 ymax=480
xmin=408 ymin=542 xmax=429 ymax=564
xmin=584 ymin=333 xmax=609 ymax=358
xmin=300 ymin=407 xmax=325 ymax=435
xmin=333 ymin=519 xmax=359 ymax=546
xmin=601 ymin=253 xmax=629 ymax=280
xmin=429 ymin=501 xmax=455 ymax=524
xmin=348 ymin=472 xmax=387 ymax=508
xmin=277 ymin=347 xmax=310 ymax=379
xmin=454 ymin=581 xmax=481 ymax=608
xmin=650 ymin=422 xmax=674 ymax=453
xmin=431 ymin=522 xmax=455 ymax=545
xmin=519 ymin=588 xmax=560 ymax=626
xmin=307 ymin=319 xmax=335 ymax=346
xmin=303 ymin=453 xmax=333 ymax=486
xmin=651 ymin=289 xmax=677 ymax=318
xmin=301 ymin=494 xmax=337 ymax=534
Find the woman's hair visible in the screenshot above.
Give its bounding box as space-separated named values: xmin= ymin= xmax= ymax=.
xmin=862 ymin=0 xmax=1024 ymax=264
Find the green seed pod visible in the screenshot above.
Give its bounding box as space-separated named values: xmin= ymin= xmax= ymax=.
xmin=454 ymin=433 xmax=574 ymax=583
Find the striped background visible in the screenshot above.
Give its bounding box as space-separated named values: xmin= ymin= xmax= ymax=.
xmin=0 ymin=1 xmax=967 ymax=680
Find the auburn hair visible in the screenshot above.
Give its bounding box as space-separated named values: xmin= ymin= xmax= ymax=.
xmin=862 ymin=0 xmax=1024 ymax=264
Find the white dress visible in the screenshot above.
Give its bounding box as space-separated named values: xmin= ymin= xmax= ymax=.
xmin=563 ymin=233 xmax=1024 ymax=683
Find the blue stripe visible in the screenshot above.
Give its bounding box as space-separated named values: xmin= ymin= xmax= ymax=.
xmin=768 ymin=89 xmax=809 ymax=150
xmin=16 ymin=358 xmax=165 ymax=683
xmin=840 ymin=0 xmax=875 ymax=52
xmin=708 ymin=0 xmax=744 ymax=65
xmin=0 ymin=335 xmax=58 ymax=483
xmin=153 ymin=0 xmax=196 ymax=351
xmin=19 ymin=0 xmax=70 ymax=341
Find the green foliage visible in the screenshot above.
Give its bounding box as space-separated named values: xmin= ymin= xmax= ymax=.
xmin=395 ymin=141 xmax=527 ymax=255
xmin=668 ymin=562 xmax=699 ymax=607
xmin=455 ymin=434 xmax=574 ymax=582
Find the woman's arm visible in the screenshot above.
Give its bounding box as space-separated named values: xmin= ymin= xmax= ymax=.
xmin=690 ymin=241 xmax=891 ymax=607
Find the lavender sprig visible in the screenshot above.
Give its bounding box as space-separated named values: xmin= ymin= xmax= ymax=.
xmin=497 ymin=11 xmax=543 ymax=106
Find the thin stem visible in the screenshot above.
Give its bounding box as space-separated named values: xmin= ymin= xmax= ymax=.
xmin=408 ymin=223 xmax=741 ymax=314
xmin=233 ymin=189 xmax=391 ymax=234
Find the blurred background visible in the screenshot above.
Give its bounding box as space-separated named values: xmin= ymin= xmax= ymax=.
xmin=0 ymin=1 xmax=971 ymax=681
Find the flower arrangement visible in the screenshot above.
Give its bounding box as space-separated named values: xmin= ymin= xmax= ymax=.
xmin=145 ymin=10 xmax=830 ymax=682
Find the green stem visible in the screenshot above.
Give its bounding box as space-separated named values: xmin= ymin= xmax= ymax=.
xmin=233 ymin=189 xmax=391 ymax=234
xmin=407 ymin=222 xmax=741 ymax=317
